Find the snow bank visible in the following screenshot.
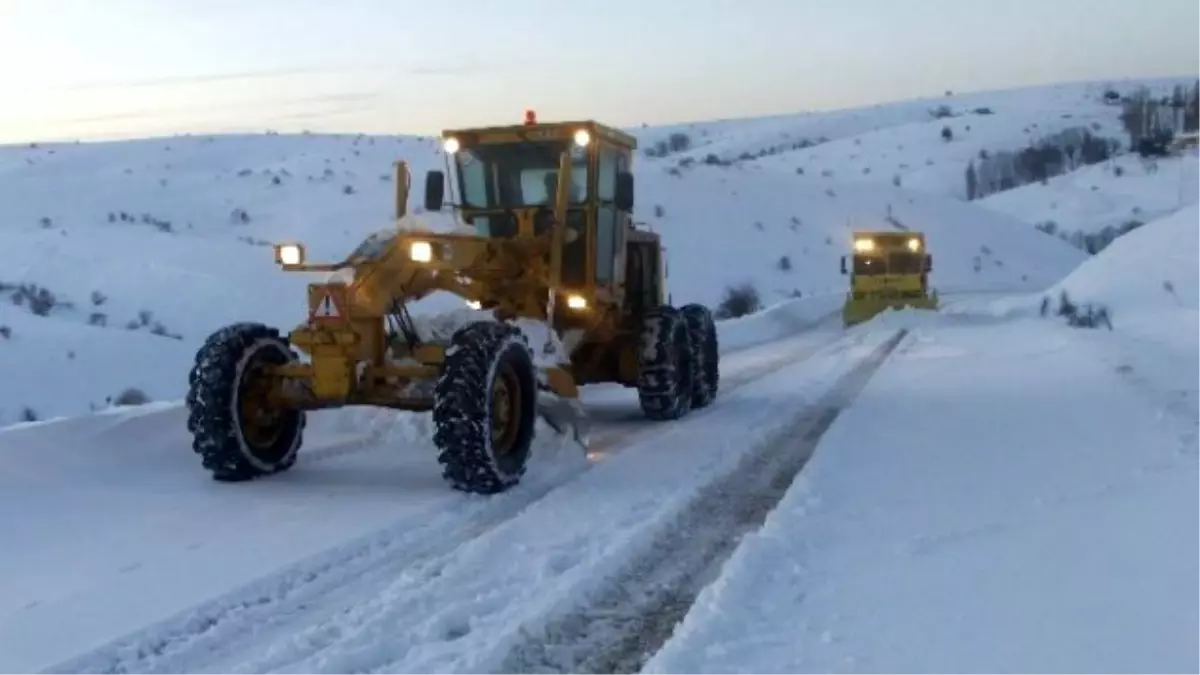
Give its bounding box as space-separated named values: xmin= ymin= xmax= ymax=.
xmin=715 ymin=293 xmax=843 ymax=352
xmin=1050 ymin=203 xmax=1198 ymax=315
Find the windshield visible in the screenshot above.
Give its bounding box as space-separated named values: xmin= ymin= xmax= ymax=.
xmin=454 ymin=141 xmax=589 ymax=209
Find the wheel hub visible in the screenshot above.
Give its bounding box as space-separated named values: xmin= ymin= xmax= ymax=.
xmin=491 ymin=363 xmax=522 ymax=456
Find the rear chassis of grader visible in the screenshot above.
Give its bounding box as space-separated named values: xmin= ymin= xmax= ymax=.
xmin=840 ymin=230 xmax=937 ymax=327
xmin=185 ymin=117 xmax=720 ymax=495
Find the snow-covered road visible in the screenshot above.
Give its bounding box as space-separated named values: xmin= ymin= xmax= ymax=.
xmin=646 ymin=312 xmax=1199 ymax=674
xmin=1 ymin=311 xmax=899 ymax=674
xmin=3 ymin=296 xmax=1195 ymax=674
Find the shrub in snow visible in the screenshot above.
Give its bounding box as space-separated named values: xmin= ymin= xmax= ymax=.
xmin=653 ymin=205 xmax=666 ymax=218
xmin=88 ymin=312 xmax=107 ymax=327
xmin=930 ymin=104 xmax=953 ymax=119
xmin=6 ymin=283 xmax=60 ymax=316
xmin=150 ymin=322 xmax=183 ymax=340
xmin=716 ymin=283 xmax=761 ymax=319
xmin=0 ymin=325 xmax=10 ymax=339
xmin=1040 ymin=290 xmax=1112 ymax=330
xmin=941 ymin=126 xmax=953 ymax=142
xmin=90 ymin=290 xmax=107 ymax=306
xmin=20 ymin=407 xmax=38 ymax=422
xmin=112 ymin=388 xmax=151 ymax=406
xmin=777 ymin=255 xmax=792 ymax=271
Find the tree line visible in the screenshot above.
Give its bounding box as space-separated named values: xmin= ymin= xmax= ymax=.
xmin=964 ymin=81 xmax=1199 ymax=201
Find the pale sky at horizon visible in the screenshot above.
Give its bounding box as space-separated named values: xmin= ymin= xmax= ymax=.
xmin=0 ymin=0 xmax=1196 ymax=143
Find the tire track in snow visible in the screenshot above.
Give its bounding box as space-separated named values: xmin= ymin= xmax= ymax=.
xmin=497 ymin=328 xmax=909 ymax=674
xmin=45 ymin=330 xmax=841 ymax=675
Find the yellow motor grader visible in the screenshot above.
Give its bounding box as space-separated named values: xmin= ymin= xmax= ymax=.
xmin=840 ymin=230 xmax=938 ymax=326
xmin=185 ymin=112 xmax=720 ymax=494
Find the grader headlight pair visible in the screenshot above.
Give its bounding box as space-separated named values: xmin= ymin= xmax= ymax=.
xmin=465 ymin=294 xmax=586 ymax=311
xmin=441 ymin=128 xmax=590 ymax=156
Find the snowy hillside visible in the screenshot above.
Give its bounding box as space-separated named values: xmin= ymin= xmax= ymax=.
xmin=981 ymin=151 xmax=1198 ymax=237
xmin=18 ymin=82 xmax=1188 ymax=424
xmin=0 ymin=78 xmax=1196 ymax=674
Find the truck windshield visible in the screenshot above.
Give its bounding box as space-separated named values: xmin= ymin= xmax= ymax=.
xmin=454 ymin=141 xmax=589 ymax=209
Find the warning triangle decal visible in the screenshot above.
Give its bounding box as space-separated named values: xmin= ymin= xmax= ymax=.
xmin=313 ymin=291 xmax=340 ymax=318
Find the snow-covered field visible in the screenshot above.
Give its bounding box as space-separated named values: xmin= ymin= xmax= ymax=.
xmin=0 ymin=77 xmax=1197 ymax=673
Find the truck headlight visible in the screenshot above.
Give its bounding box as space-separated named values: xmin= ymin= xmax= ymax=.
xmin=443 ymin=137 xmax=460 ymax=154
xmin=566 ymin=294 xmax=587 ymax=310
xmin=907 ymin=238 xmax=921 ymax=252
xmin=409 ymin=241 xmax=433 ymax=262
xmin=853 ymin=239 xmax=875 ymax=252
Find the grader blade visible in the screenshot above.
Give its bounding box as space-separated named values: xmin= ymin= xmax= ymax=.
xmin=537 ymin=392 xmax=590 ymax=447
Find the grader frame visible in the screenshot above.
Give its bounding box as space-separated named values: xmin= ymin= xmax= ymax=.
xmin=184 ymin=113 xmax=720 ymax=495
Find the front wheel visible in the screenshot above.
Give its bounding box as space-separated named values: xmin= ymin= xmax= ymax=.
xmin=186 ymin=323 xmax=306 ymax=482
xmin=433 ymin=321 xmax=539 ymax=494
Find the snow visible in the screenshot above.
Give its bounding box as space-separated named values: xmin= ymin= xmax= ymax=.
xmin=981 ymin=151 xmax=1199 ymax=235
xmin=0 ymin=321 xmax=851 ymax=674
xmin=2 ymin=79 xmax=1118 ymax=424
xmin=1 ymin=76 xmax=1197 ymax=674
xmin=646 ymin=313 xmax=1199 ymax=674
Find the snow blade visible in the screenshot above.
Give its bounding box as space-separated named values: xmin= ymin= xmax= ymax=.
xmin=537 ymin=392 xmax=590 ymax=447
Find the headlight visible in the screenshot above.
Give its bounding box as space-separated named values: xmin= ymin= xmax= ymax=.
xmin=409 ymin=241 xmax=433 ymax=262
xmin=907 ymin=238 xmax=921 ymax=252
xmin=442 ymin=137 xmax=460 ymax=154
xmin=276 ymin=243 xmax=304 ymax=266
xmin=853 ymin=239 xmax=875 ymax=252
xmin=566 ymin=294 xmax=587 ymax=310
xmin=465 ymin=299 xmax=482 ymax=310
xmin=573 ymin=129 xmax=591 ymax=147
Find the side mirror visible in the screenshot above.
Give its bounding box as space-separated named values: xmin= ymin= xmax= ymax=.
xmin=424 ymin=170 xmax=445 ymax=212
xmin=925 ymin=254 xmax=933 ymax=272
xmin=840 ymin=255 xmax=847 ymax=275
xmin=615 ymin=171 xmax=634 ymax=212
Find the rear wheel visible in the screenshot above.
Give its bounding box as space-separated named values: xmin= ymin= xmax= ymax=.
xmin=186 ymin=323 xmax=305 ymax=481
xmin=681 ymin=303 xmax=719 ymax=408
xmin=433 ymin=321 xmax=539 ymax=494
xmin=637 ymin=305 xmax=697 ymax=421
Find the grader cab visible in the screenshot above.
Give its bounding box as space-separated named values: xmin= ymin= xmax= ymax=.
xmin=840 ymin=230 xmax=938 ymax=326
xmin=184 ymin=112 xmax=719 ymax=495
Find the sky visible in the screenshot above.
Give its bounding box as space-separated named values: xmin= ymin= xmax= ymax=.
xmin=0 ymin=0 xmax=1196 ymax=143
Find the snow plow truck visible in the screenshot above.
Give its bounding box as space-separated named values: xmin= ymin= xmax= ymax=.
xmin=840 ymin=230 xmax=937 ymax=326
xmin=184 ymin=112 xmax=720 ymax=495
